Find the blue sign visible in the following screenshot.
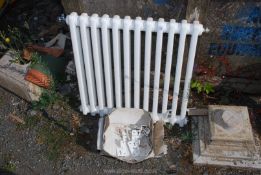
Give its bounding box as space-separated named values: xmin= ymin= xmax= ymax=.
xmin=153 ymin=0 xmax=169 ymax=5
xmin=209 ymin=6 xmax=261 ymax=57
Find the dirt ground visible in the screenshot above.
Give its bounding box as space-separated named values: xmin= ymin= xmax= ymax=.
xmin=0 ymin=86 xmax=261 ymax=175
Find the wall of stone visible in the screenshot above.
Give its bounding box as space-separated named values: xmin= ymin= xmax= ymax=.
xmin=62 ymin=0 xmax=187 ymax=20
xmin=63 ymin=0 xmax=261 ymax=78
xmin=187 ymin=0 xmax=261 ymax=76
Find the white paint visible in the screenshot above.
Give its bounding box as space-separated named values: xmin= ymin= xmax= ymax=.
xmin=188 ymin=7 xmax=200 ymax=22
xmin=67 ymin=13 xmax=205 ymax=126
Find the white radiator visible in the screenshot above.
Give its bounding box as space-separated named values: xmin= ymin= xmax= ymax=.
xmin=66 ymin=12 xmax=205 ymax=126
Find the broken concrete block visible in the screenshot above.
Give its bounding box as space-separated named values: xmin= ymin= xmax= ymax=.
xmin=193 ymin=105 xmax=261 ymax=169
xmin=0 ymin=52 xmax=42 ymax=101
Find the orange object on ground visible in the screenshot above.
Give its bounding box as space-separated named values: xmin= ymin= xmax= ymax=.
xmin=25 ymin=69 xmax=51 ymax=89
xmin=29 ymin=44 xmax=64 ymax=58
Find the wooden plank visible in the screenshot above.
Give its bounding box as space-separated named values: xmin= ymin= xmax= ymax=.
xmin=188 ymin=108 xmax=208 ymax=116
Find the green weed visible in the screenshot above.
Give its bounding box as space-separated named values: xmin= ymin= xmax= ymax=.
xmin=180 ymin=131 xmax=193 ymax=143
xmin=2 ymin=154 xmax=16 ymax=173
xmin=16 ymin=115 xmax=41 ymax=131
xmin=32 ymin=90 xmax=58 ymax=110
xmin=25 ymin=116 xmax=41 ymax=129
xmin=2 ymin=161 xmax=16 ymax=172
xmin=37 ymin=121 xmax=72 ymax=161
xmin=191 ymin=80 xmax=215 ymax=94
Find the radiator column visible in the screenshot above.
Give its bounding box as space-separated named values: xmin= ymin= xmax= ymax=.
xmin=68 ymin=12 xmax=90 ymax=114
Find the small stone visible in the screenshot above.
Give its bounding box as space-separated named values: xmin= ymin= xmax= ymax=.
xmin=80 ymin=125 xmax=90 ymax=134
xmin=95 ymin=160 xmax=101 ymax=167
xmin=66 ymin=75 xmax=71 ymax=81
xmin=52 ymin=104 xmax=60 ymax=110
xmin=27 ymin=110 xmax=37 ymax=116
xmin=59 ymin=84 xmax=72 ymax=95
xmin=169 ymin=164 xmax=176 ymax=170
xmin=166 ymin=164 xmax=177 ymax=174
xmin=203 ymin=171 xmax=208 ymax=175
xmin=12 ymin=102 xmax=20 ymax=106
xmin=65 ymin=61 xmax=76 ymax=75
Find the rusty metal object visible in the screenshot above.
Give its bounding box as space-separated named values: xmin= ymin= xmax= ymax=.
xmin=29 ymin=44 xmax=64 ymax=58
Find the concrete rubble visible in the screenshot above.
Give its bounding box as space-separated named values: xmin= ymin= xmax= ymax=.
xmin=0 ymin=52 xmax=42 ymax=101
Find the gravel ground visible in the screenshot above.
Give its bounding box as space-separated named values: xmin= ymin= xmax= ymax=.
xmin=1 ymin=87 xmax=261 ymax=175
xmin=0 ymin=87 xmax=171 ymax=175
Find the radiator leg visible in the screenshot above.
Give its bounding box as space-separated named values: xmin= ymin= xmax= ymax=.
xmin=177 ymin=117 xmax=188 ymax=127
xmin=97 ymin=116 xmax=105 ymax=150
